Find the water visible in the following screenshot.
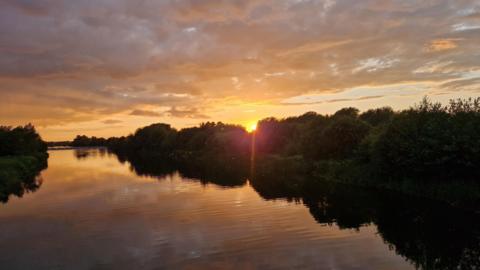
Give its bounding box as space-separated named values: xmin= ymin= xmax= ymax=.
xmin=0 ymin=149 xmax=478 ymax=269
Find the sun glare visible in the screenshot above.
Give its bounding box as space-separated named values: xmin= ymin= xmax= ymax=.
xmin=247 ymin=122 xmax=257 ymax=133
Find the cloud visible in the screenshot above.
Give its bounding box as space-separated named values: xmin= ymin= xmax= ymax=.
xmin=466 ymin=12 xmax=480 ymax=19
xmin=130 ymin=109 xmax=162 ymax=117
xmin=413 ymin=61 xmax=454 ymax=74
xmin=276 ymin=40 xmax=352 ymax=57
xmin=163 ymin=107 xmax=210 ymax=119
xmin=352 ymin=57 xmax=400 ymax=74
xmin=102 ymin=119 xmax=123 ymax=124
xmin=426 ymin=39 xmax=460 ymax=52
xmin=452 ymin=23 xmax=480 ymax=32
xmin=0 ymin=0 xmax=479 ymax=139
xmin=282 ymin=95 xmax=384 ymax=106
xmin=439 ymin=77 xmax=480 ymax=91
xmin=130 ymin=107 xmax=209 ymax=119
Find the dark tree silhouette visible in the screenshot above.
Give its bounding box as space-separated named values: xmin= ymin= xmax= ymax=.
xmin=94 ymin=97 xmax=480 ymax=206
xmin=0 ymin=124 xmax=48 ymax=203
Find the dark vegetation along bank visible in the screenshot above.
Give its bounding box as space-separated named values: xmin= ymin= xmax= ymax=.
xmin=69 ymin=97 xmax=480 ymax=208
xmin=0 ymin=124 xmax=48 ymax=203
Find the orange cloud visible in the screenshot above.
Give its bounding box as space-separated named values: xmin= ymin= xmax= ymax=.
xmin=426 ymin=39 xmax=460 ymax=52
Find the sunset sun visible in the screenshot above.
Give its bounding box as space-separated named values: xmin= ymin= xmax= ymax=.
xmin=247 ymin=122 xmax=257 ymax=133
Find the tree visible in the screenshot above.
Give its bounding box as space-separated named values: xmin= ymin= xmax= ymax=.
xmin=359 ymin=107 xmax=394 ymax=126
xmin=129 ymin=123 xmax=177 ymax=156
xmin=333 ymin=107 xmax=360 ymax=119
xmin=0 ymin=124 xmax=46 ymax=156
xmin=321 ymin=116 xmax=371 ymax=159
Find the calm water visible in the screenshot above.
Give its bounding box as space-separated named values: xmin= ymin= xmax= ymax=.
xmin=0 ymin=149 xmax=478 ymax=269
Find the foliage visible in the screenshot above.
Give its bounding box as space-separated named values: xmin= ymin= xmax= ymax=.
xmin=0 ymin=124 xmax=47 ymax=156
xmin=374 ymin=97 xmax=480 ymax=181
xmin=253 ymin=97 xmax=480 ymax=193
xmin=333 ymin=107 xmax=359 ymax=118
xmin=46 ymin=141 xmax=72 ymax=147
xmin=72 ymin=135 xmax=107 ymax=147
xmin=256 ymin=110 xmax=370 ymax=160
xmin=175 ymin=122 xmax=249 ymax=157
xmin=129 ymin=123 xmax=177 ymax=157
xmin=0 ymin=124 xmax=48 ymax=202
xmin=359 ymin=107 xmax=394 ymax=126
xmin=321 ymin=116 xmax=371 ymax=159
xmin=105 ymin=122 xmax=251 ymax=177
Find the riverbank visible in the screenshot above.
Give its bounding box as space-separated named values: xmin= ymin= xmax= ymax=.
xmin=254 ymin=155 xmax=480 ymax=210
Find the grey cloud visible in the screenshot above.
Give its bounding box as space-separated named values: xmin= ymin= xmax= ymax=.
xmin=439 ymin=77 xmax=480 ymax=91
xmin=282 ymin=95 xmax=385 ymax=106
xmin=102 ymin=119 xmax=123 ymax=124
xmin=130 ymin=109 xmax=161 ymax=117
xmin=130 ymin=107 xmax=209 ymax=119
xmin=163 ymin=106 xmax=210 ymax=119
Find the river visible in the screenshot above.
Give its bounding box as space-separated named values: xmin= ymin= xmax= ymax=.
xmin=0 ymin=149 xmax=478 ymax=269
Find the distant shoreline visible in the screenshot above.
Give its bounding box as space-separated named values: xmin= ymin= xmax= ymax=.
xmin=47 ymin=146 xmax=107 ymax=151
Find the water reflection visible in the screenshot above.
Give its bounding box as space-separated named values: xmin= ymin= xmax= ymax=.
xmin=0 ymin=175 xmax=43 ymax=203
xmin=0 ymin=159 xmax=47 ymax=203
xmin=114 ymin=150 xmax=480 ymax=270
xmin=73 ymin=147 xmax=107 ymax=160
xmin=0 ymin=149 xmax=477 ymax=269
xmin=114 ymin=151 xmax=247 ymax=187
xmin=296 ymin=183 xmax=479 ymax=269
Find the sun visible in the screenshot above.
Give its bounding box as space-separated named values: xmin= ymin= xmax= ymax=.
xmin=246 ymin=122 xmax=257 ymax=133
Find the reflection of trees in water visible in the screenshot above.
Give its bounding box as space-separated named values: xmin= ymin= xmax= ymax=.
xmin=374 ymin=197 xmax=480 ymax=270
xmin=115 ymin=152 xmax=177 ymax=180
xmin=113 ymin=150 xmax=480 ymax=270
xmin=251 ymin=175 xmax=480 ymax=270
xmin=102 ymin=147 xmax=480 ymax=269
xmin=114 ymin=151 xmax=248 ymax=187
xmin=177 ymin=160 xmax=247 ymax=187
xmin=0 ymin=176 xmax=43 ymax=203
xmin=0 ymin=160 xmax=47 ymax=203
xmin=73 ymin=148 xmax=107 ymax=160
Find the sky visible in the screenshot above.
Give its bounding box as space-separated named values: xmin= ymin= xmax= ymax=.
xmin=1 ymin=0 xmax=479 ymax=141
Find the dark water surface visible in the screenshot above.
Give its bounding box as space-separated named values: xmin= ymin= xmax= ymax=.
xmin=0 ymin=149 xmax=478 ymax=269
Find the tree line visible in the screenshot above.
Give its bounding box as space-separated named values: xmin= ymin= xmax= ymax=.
xmin=256 ymin=97 xmax=480 ymax=179
xmin=68 ymin=97 xmax=480 ymax=205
